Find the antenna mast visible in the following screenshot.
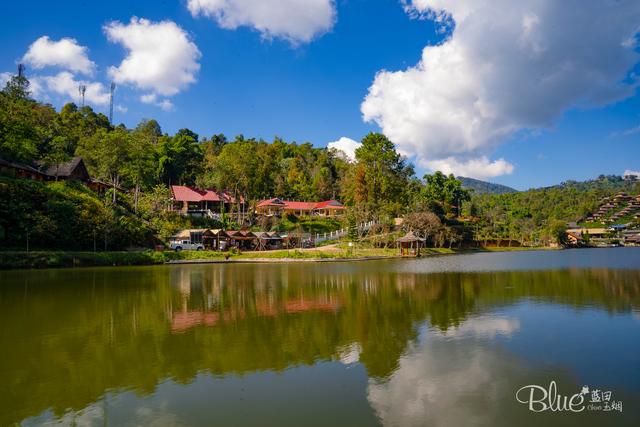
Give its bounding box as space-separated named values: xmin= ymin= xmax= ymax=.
xmin=109 ymin=82 xmax=116 ymax=123
xmin=78 ymin=84 xmax=87 ymax=107
xmin=17 ymin=64 xmax=25 ymax=78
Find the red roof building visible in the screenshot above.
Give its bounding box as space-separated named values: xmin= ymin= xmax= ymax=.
xmin=170 ymin=185 xmax=244 ymax=217
xmin=256 ymin=197 xmax=345 ymax=217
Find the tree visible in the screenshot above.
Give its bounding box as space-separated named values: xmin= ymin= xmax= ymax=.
xmin=2 ymin=72 xmax=31 ymax=100
xmin=124 ymin=133 xmax=155 ymax=212
xmin=344 ymin=133 xmax=414 ymax=217
xmin=403 ymin=212 xmax=442 ymax=245
xmin=78 ymin=128 xmax=131 ymax=203
xmin=201 ymin=138 xmax=258 ymax=223
xmin=549 ymin=220 xmax=568 ymax=246
xmin=421 ymin=172 xmax=469 ymax=217
xmin=156 ymin=132 xmax=202 ymax=185
xmin=40 ymin=136 xmax=71 ymax=180
xmin=134 ymin=119 xmax=162 ymax=145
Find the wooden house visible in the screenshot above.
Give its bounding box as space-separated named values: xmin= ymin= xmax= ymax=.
xmin=170 ymin=185 xmax=244 ymax=217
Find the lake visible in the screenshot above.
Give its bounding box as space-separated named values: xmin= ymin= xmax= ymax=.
xmin=1 ymin=248 xmax=639 ymax=426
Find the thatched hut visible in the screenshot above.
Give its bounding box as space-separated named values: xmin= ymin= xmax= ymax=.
xmin=202 ymin=229 xmax=231 ymax=251
xmin=254 ymin=231 xmax=284 ymax=251
xmin=227 ymin=230 xmax=258 ymax=250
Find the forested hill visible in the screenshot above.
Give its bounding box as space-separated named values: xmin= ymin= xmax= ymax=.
xmin=469 ymin=175 xmax=639 ymax=244
xmin=458 ymin=177 xmax=517 ymax=194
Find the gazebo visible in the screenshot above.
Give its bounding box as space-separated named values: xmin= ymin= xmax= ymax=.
xmin=397 ymin=231 xmax=424 ymax=257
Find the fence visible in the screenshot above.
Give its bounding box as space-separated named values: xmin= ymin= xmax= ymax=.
xmin=315 ymin=221 xmax=377 ymax=244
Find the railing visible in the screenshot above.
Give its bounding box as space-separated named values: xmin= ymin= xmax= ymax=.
xmin=315 ymin=221 xmax=377 ymax=244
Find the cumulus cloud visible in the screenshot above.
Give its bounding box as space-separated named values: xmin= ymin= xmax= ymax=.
xmin=187 ymin=0 xmax=336 ymax=44
xmin=423 ymin=156 xmax=514 ymax=179
xmin=0 ymin=72 xmax=12 ymax=88
xmin=22 ymin=36 xmax=96 ymax=75
xmin=44 ymin=71 xmax=111 ymax=106
xmin=140 ymin=93 xmax=174 ymax=111
xmin=362 ymin=0 xmax=640 ymax=178
xmin=104 ymin=17 xmax=201 ymax=99
xmin=442 ymin=316 xmax=520 ymax=339
xmin=327 ymin=137 xmax=361 ymax=161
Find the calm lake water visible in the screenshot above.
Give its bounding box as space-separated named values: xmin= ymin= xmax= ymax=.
xmin=1 ymin=248 xmax=639 ymax=426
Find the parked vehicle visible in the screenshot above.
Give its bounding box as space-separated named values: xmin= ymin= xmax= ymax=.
xmin=170 ymin=239 xmax=204 ymax=251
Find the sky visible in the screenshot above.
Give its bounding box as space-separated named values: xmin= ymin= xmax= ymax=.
xmin=1 ymin=0 xmax=639 ymax=190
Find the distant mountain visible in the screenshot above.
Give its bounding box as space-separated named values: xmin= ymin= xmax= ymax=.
xmin=458 ymin=176 xmax=518 ymax=195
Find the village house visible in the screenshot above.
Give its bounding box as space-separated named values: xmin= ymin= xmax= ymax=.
xmin=0 ymin=156 xmax=113 ymax=193
xmin=256 ymin=198 xmax=345 ymax=217
xmin=170 ymin=185 xmax=244 ymax=218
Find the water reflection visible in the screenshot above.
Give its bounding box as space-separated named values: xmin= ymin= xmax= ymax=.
xmin=1 ymin=253 xmax=639 ymax=426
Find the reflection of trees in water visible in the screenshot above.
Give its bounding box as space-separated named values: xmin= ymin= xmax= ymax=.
xmin=0 ymin=266 xmax=638 ymax=425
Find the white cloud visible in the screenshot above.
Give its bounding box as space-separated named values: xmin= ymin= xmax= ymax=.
xmin=104 ymin=17 xmax=201 ymax=100
xmin=22 ymin=36 xmax=96 ymax=75
xmin=187 ymin=0 xmax=336 ymax=44
xmin=140 ymin=93 xmax=174 ymax=111
xmin=327 ymin=137 xmax=361 ymax=161
xmin=44 ymin=71 xmax=111 ymax=106
xmin=442 ymin=316 xmax=520 ymax=339
xmin=0 ymin=72 xmax=12 ymax=88
xmin=611 ymin=124 xmax=640 ymax=137
xmin=362 ymin=0 xmax=640 ymax=178
xmin=367 ymin=323 xmax=533 ymax=427
xmin=423 ymin=156 xmax=514 ymax=179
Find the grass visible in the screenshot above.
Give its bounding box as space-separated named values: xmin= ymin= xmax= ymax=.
xmin=0 ymin=243 xmax=552 ymax=270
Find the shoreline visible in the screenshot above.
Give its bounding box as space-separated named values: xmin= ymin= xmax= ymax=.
xmin=0 ymin=246 xmax=558 ymax=270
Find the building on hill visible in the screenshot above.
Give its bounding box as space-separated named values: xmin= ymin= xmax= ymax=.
xmin=170 ymin=185 xmax=244 ymax=218
xmin=36 ymin=157 xmax=90 ymax=181
xmin=256 ymin=198 xmax=345 ymax=217
xmin=0 ymin=158 xmax=46 ymax=181
xmin=1 ymin=156 xmax=112 ymax=193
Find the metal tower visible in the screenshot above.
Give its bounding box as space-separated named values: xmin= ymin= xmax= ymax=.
xmin=109 ymin=82 xmax=116 ymax=123
xmin=78 ymin=84 xmax=87 ymax=107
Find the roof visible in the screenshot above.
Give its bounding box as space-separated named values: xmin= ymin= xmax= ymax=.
xmin=257 ymin=198 xmax=286 ymax=208
xmin=171 ymin=185 xmax=238 ymax=203
xmin=0 ymin=158 xmax=45 ymax=176
xmin=257 ymin=198 xmax=345 ymax=211
xmin=314 ymin=200 xmax=345 ymax=209
xmin=171 ymin=229 xmax=208 ymax=239
xmin=284 ymin=201 xmax=318 ymax=210
xmin=397 ymin=231 xmax=424 ymax=243
xmin=37 ymin=157 xmax=89 ymax=179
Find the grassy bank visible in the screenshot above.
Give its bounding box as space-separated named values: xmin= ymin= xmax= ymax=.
xmin=0 ymin=244 xmax=553 ymax=270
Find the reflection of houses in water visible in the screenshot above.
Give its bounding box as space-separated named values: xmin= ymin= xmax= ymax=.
xmin=256 ymin=298 xmax=341 ymax=317
xmin=169 ymin=265 xmax=344 ymax=332
xmin=171 ymin=310 xmax=246 ymax=332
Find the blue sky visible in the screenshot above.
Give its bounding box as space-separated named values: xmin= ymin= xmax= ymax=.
xmin=1 ymin=0 xmax=639 ymax=190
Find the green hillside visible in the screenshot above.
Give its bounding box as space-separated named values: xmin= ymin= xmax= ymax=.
xmin=458 ymin=176 xmax=517 ymax=194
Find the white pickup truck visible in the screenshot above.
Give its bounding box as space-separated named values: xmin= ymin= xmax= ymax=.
xmin=169 ymin=239 xmax=204 ymax=251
